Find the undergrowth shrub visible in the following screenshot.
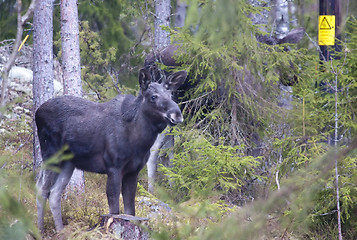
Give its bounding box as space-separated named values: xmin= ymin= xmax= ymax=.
xmin=61 ymin=172 xmax=108 ymax=228
xmin=0 ymin=148 xmax=39 ymax=239
xmin=150 ymin=143 xmax=357 ymax=240
xmin=159 ymin=129 xmax=264 ymax=202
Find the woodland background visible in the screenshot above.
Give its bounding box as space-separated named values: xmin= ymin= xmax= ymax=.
xmin=0 ymin=0 xmax=356 ymax=239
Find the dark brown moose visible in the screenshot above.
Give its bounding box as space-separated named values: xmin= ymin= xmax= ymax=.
xmin=35 ymin=68 xmax=187 ymax=232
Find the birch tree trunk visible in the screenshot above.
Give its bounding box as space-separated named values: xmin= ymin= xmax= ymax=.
xmin=33 ymin=0 xmax=55 ymax=172
xmin=154 ymin=0 xmax=171 ymax=50
xmin=147 ymin=0 xmax=172 ymax=193
xmin=61 ymin=0 xmax=82 ymax=97
xmin=61 ymin=0 xmax=85 ymax=193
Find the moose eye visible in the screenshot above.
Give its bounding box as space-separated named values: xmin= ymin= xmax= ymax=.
xmin=151 ymin=95 xmax=158 ymax=102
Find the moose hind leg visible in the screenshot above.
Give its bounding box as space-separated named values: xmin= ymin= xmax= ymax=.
xmin=36 ymin=169 xmax=58 ymax=233
xmin=122 ymin=172 xmax=139 ymax=216
xmin=48 ymin=162 xmax=75 ymax=232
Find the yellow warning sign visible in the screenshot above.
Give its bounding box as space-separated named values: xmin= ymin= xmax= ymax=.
xmin=318 ymin=15 xmax=335 ymax=46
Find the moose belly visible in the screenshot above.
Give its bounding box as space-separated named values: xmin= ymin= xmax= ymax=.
xmin=65 ymin=137 xmax=107 ymax=173
xmin=71 ymin=153 xmax=107 ymax=174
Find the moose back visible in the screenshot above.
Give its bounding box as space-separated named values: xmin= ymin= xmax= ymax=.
xmin=35 ymin=68 xmax=187 ymax=232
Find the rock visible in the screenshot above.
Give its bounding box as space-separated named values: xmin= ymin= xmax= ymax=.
xmin=7 ymin=66 xmax=63 ymax=96
xmin=54 ymin=78 xmax=63 ymax=95
xmin=139 ymin=197 xmax=171 ymax=213
xmin=8 ymin=66 xmax=33 ymax=95
xmin=2 ymin=65 xmax=64 ymax=122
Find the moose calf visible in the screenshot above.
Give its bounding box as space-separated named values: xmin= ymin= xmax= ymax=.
xmin=35 ymin=68 xmax=187 ymax=232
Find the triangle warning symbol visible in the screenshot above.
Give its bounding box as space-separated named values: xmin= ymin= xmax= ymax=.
xmin=320 ymin=17 xmax=332 ymax=30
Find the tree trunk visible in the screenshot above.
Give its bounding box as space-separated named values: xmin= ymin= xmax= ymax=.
xmin=276 ymin=0 xmax=290 ymax=39
xmin=33 ymin=0 xmax=55 ymax=172
xmin=61 ymin=0 xmax=82 ymax=96
xmin=1 ymin=0 xmax=35 ymax=106
xmin=154 ymin=0 xmax=171 ymax=50
xmin=147 ymin=0 xmax=172 ymax=194
xmin=61 ymin=0 xmax=85 ymax=193
xmin=174 ymin=0 xmax=187 ymax=28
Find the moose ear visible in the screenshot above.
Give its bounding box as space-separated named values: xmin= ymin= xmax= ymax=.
xmin=139 ymin=68 xmax=151 ymax=91
xmin=164 ymin=71 xmax=187 ymax=91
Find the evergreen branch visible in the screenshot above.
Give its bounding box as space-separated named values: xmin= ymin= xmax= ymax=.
xmin=179 ymin=91 xmax=213 ymax=105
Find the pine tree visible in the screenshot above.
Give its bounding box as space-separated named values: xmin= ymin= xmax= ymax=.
xmin=147 ymin=0 xmax=173 ymax=194
xmin=60 ymin=0 xmax=85 ymax=193
xmin=33 ymin=0 xmax=55 ymax=171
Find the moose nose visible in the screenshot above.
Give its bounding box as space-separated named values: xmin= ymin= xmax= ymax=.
xmin=166 ymin=108 xmax=183 ymax=125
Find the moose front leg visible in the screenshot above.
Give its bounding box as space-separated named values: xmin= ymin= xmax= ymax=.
xmin=122 ymin=172 xmax=139 ymax=216
xmin=106 ymin=168 xmax=122 ymax=214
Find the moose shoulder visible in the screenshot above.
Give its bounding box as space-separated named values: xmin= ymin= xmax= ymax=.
xmin=35 ymin=68 xmax=187 ymax=232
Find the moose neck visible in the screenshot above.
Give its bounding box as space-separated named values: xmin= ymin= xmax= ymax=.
xmin=138 ymin=100 xmax=168 ymax=135
xmin=121 ymin=94 xmax=168 ymax=149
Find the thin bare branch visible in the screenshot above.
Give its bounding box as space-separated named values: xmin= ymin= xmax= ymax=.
xmin=1 ymin=0 xmax=35 ymax=106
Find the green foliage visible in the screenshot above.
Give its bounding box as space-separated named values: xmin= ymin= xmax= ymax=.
xmin=165 ymin=0 xmax=307 ymax=148
xmin=151 ymin=144 xmax=356 ymax=240
xmin=0 ymin=0 xmax=33 ymax=41
xmin=61 ymin=173 xmax=108 ymax=229
xmin=51 ymin=0 xmax=147 ymax=99
xmin=0 ymin=150 xmax=39 ymax=239
xmin=160 ymin=129 xmax=263 ymax=202
xmin=185 ymin=0 xmax=256 ymax=47
xmin=42 ymin=145 xmax=73 ymax=172
xmin=75 ymin=0 xmax=148 ymax=91
xmin=156 ymin=2 xmax=357 ymax=238
xmin=53 ymin=0 xmax=135 ymax=55
xmin=78 ymin=21 xmax=119 ymax=99
xmin=78 ymin=0 xmax=132 ymax=56
xmin=1 ymin=1 xmax=356 ymax=239
xmin=271 ymin=17 xmax=357 ymax=239
xmin=54 ymin=19 xmax=141 ymax=100
xmin=0 ymin=190 xmax=38 ymax=240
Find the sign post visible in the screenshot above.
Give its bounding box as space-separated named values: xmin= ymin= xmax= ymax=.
xmin=318 ymin=0 xmax=341 ymax=61
xmin=318 ymin=2 xmax=343 ymax=240
xmin=318 ymin=15 xmax=335 ymax=46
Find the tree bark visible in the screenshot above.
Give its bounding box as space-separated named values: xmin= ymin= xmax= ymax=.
xmin=1 ymin=0 xmax=35 ymax=106
xmin=60 ymin=0 xmax=85 ymax=193
xmin=147 ymin=0 xmax=172 ymax=194
xmin=61 ymin=0 xmax=82 ymax=96
xmin=33 ymin=0 xmax=55 ymax=172
xmin=276 ymin=0 xmax=290 ymax=39
xmin=154 ymin=0 xmax=171 ymax=50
